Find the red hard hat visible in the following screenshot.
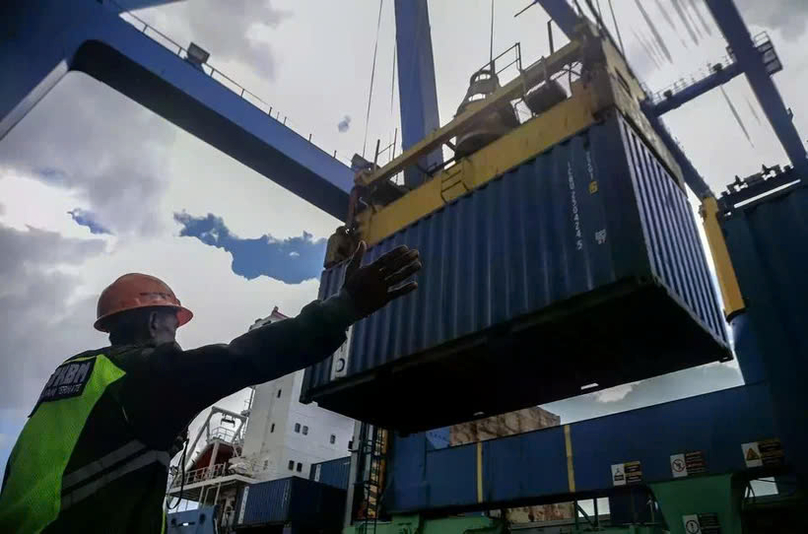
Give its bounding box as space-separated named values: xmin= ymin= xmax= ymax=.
xmin=94 ymin=273 xmax=193 ymax=332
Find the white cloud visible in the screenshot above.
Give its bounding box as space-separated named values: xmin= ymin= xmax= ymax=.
xmin=0 ymin=174 xmax=103 ymax=240
xmin=159 ymin=130 xmax=339 ymax=241
xmin=136 ymin=0 xmax=291 ymax=80
xmin=544 ymin=363 xmax=743 ymax=424
xmin=0 ymin=73 xmax=175 ymax=237
xmin=0 ymin=223 xmax=106 ymax=410
xmin=737 ymin=0 xmax=808 ymax=41
xmin=592 ymin=382 xmax=642 ymax=403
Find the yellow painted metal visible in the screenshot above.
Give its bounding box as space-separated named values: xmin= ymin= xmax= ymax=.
xmin=354 ymin=23 xmax=685 ymax=247
xmin=476 ymin=441 xmax=483 ymax=503
xmin=357 ymin=74 xmax=600 ymax=245
xmin=563 ymin=425 xmax=576 ymax=493
xmin=701 ymin=197 xmax=745 ymax=318
xmin=356 ymin=178 xmax=444 ymax=247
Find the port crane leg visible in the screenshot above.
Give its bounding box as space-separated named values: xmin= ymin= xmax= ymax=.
xmin=0 ymin=2 xmax=78 ymax=139
xmin=394 ymin=0 xmax=444 ymax=187
xmin=704 ymin=0 xmax=807 ymax=175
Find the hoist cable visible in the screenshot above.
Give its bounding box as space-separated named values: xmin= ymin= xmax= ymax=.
xmin=362 ymin=0 xmax=385 ymax=158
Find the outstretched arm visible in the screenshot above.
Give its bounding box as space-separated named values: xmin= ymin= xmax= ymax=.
xmin=120 ymin=243 xmax=421 ymax=448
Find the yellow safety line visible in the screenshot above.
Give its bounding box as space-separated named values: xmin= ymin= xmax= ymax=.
xmin=701 ymin=196 xmax=745 ymax=317
xmin=564 ymin=425 xmax=576 ymax=493
xmin=476 ymin=441 xmax=483 ymax=503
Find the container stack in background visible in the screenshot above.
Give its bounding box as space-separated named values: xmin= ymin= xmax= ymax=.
xmin=450 ymin=407 xmax=574 ymax=523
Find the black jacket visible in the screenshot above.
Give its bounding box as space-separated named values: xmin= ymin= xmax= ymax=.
xmin=0 ymin=291 xmax=356 ymax=533
xmin=115 ymin=291 xmax=356 ymax=452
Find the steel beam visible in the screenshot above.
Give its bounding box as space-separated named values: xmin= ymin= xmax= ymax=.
xmin=536 ymin=0 xmax=582 ymax=38
xmin=531 ymin=2 xmax=716 ymax=200
xmin=649 ymin=62 xmax=743 ymax=116
xmin=1 ymin=0 xmax=352 ymax=220
xmin=394 ymin=0 xmax=444 ymax=187
xmin=385 ymin=383 xmax=781 ymax=513
xmin=705 ymin=0 xmax=807 ymax=174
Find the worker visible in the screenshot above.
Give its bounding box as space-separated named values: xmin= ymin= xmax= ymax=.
xmin=0 ymin=242 xmax=421 ymax=533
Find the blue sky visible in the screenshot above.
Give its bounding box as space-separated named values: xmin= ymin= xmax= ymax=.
xmin=68 ymin=209 xmax=112 ymax=235
xmin=175 ymin=213 xmax=327 ymax=283
xmin=3 ymin=0 xmax=808 ymax=478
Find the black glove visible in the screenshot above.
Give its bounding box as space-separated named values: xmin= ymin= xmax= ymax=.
xmin=343 ymin=241 xmax=421 ymax=318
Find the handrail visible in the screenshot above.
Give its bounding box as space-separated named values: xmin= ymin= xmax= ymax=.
xmin=109 ymin=0 xmax=344 ymax=162
xmin=171 ymin=462 xmax=231 ymax=487
xmin=209 ymin=426 xmax=236 ymax=442
xmin=648 ymin=55 xmax=738 ymax=105
xmin=752 ymin=30 xmax=772 ymax=47
xmin=648 ymin=32 xmax=776 ymax=107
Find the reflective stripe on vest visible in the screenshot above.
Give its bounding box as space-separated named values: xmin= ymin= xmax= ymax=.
xmin=61 ymin=447 xmax=170 ymax=510
xmin=62 ymin=440 xmax=147 ymax=491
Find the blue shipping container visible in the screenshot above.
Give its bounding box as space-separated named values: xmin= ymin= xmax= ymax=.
xmin=302 ymin=111 xmax=730 ymax=432
xmin=721 ymin=177 xmax=808 ymax=486
xmin=167 ymin=507 xmax=218 ymax=534
xmin=235 ymin=477 xmax=346 ymax=529
xmin=310 ymin=457 xmax=351 ymax=490
xmin=384 ymin=383 xmax=776 ymax=513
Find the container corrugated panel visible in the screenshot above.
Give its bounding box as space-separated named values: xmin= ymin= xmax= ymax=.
xmin=721 ymin=180 xmax=808 ymax=485
xmin=385 ymin=383 xmax=776 ymax=514
xmin=309 ymin=457 xmax=351 ymax=490
xmin=236 ymin=478 xmax=291 ymax=527
xmin=235 ymin=477 xmax=346 ymax=529
xmin=302 ymin=111 xmax=729 ymax=432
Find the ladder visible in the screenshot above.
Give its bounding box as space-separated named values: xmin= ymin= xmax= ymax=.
xmin=353 ymin=423 xmax=388 ymax=534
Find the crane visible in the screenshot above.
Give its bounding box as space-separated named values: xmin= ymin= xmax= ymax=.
xmin=3 ymin=1 xmax=807 ymax=532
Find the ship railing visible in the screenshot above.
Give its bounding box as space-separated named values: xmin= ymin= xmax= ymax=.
xmin=171 ymin=462 xmax=230 ymax=488
xmin=209 ymin=426 xmax=238 ymax=444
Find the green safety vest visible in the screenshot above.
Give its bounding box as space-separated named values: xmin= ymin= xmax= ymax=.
xmin=0 ymin=349 xmax=171 ymax=533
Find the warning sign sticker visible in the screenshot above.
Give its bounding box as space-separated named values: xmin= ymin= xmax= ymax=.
xmin=683 ymin=515 xmax=701 ymax=534
xmin=759 ymin=438 xmax=785 ymax=467
xmin=742 ymin=442 xmax=763 ymax=468
xmin=611 ymin=463 xmax=626 ymax=486
xmin=683 ymin=512 xmax=721 ymax=534
xmin=671 ymin=454 xmax=688 ymax=478
xmin=625 ymin=461 xmax=642 ymax=484
xmin=611 ymin=461 xmax=642 ymax=486
xmin=742 ymin=439 xmax=784 ymax=469
xmin=671 ymin=451 xmax=707 ymax=478
xmin=685 ymin=451 xmax=708 ymax=475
